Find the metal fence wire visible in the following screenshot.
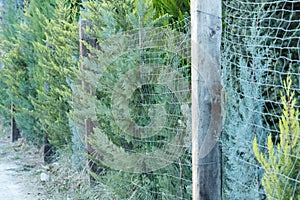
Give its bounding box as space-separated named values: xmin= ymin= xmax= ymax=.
xmin=1 ymin=0 xmax=299 ymax=199
xmin=76 ymin=1 xmax=300 ymax=199
xmin=74 ymin=2 xmax=192 ymax=198
xmin=222 ymin=0 xmax=300 ymax=199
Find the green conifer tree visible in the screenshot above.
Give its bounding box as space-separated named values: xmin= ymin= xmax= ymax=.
xmin=32 ymin=0 xmax=79 ymax=149
xmin=253 ymin=76 xmax=300 ymax=200
xmin=151 ymin=0 xmax=190 ymax=23
xmin=0 ymin=0 xmax=44 ymax=143
xmin=0 ymin=0 xmax=22 ymax=124
xmin=18 ymin=0 xmax=57 ymax=144
xmin=76 ymin=0 xmax=192 ymax=198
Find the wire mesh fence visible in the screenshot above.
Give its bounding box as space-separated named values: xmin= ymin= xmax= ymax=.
xmin=72 ymin=1 xmax=192 ymax=199
xmin=222 ymin=0 xmax=300 ymax=199
xmin=75 ymin=0 xmax=300 ymax=199
xmin=1 ymin=0 xmax=299 ymax=199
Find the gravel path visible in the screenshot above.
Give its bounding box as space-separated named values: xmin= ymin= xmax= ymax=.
xmin=0 ymin=136 xmax=45 ymax=200
xmin=0 ymin=162 xmax=27 ymax=200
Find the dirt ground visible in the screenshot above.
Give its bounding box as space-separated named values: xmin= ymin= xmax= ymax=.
xmin=0 ymin=134 xmax=46 ymax=200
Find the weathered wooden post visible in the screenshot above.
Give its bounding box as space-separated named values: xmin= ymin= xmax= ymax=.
xmin=191 ymin=0 xmax=222 ymax=199
xmin=79 ymin=20 xmax=103 ymax=183
xmin=11 ymin=103 xmax=20 ymax=142
xmin=44 ymin=135 xmax=55 ymax=164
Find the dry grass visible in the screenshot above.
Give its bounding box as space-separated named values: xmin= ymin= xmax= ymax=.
xmin=0 ymin=117 xmax=117 ymax=199
xmin=42 ymin=151 xmax=118 ymax=200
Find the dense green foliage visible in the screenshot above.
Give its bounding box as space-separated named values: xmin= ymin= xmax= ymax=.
xmin=1 ymin=0 xmax=299 ymax=199
xmin=0 ymin=0 xmax=79 ymax=148
xmin=152 ymin=0 xmax=190 ymax=22
xmin=76 ymin=0 xmax=192 ymax=199
xmin=0 ymin=0 xmax=49 ymax=144
xmin=32 ymin=0 xmax=79 ymax=148
xmin=1 ymin=0 xmax=192 ymax=199
xmin=0 ymin=0 xmax=20 ymax=124
xmin=261 ymin=2 xmax=300 ymax=117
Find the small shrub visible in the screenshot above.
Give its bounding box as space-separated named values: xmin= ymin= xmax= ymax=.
xmin=253 ymin=75 xmax=300 ymax=200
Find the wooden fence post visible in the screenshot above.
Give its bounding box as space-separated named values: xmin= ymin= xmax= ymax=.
xmin=79 ymin=20 xmax=103 ymax=183
xmin=44 ymin=135 xmax=55 ymax=164
xmin=11 ymin=103 xmax=20 ymax=142
xmin=191 ymin=0 xmax=222 ymax=199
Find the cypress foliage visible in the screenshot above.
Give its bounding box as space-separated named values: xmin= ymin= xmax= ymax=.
xmin=0 ymin=0 xmax=22 ymax=125
xmin=223 ymin=1 xmax=299 ymax=198
xmin=222 ymin=2 xmax=270 ymax=198
xmin=76 ymin=0 xmax=192 ymax=198
xmin=32 ymin=0 xmax=79 ymax=149
xmin=253 ymin=75 xmax=300 ymax=200
xmin=0 ymin=0 xmax=44 ymax=144
xmin=222 ymin=54 xmax=267 ymax=199
xmin=261 ymin=1 xmax=300 ymax=122
xmin=21 ymin=0 xmax=56 ymax=146
xmin=151 ymin=0 xmax=190 ymax=22
xmin=0 ymin=0 xmax=80 ymax=149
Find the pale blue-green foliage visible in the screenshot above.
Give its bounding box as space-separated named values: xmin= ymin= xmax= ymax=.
xmin=222 ymin=61 xmax=264 ymax=199
xmin=222 ymin=1 xmax=300 ymax=198
xmin=70 ymin=119 xmax=86 ymax=169
xmin=222 ymin=21 xmax=270 ymax=199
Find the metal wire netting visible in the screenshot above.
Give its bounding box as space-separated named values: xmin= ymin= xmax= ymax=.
xmin=73 ymin=2 xmax=192 ymax=197
xmin=222 ymin=0 xmax=300 ymax=199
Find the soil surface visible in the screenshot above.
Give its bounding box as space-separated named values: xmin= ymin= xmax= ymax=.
xmin=0 ymin=135 xmax=45 ymax=200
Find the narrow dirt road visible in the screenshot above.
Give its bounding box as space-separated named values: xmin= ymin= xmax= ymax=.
xmin=0 ymin=162 xmax=28 ymax=199
xmin=0 ymin=136 xmax=45 ymax=200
